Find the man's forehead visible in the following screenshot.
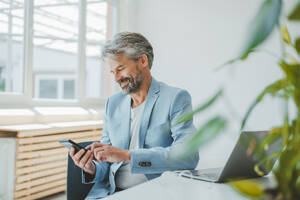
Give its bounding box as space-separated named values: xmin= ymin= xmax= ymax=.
xmin=107 ymin=53 xmax=122 ymax=61
xmin=105 ymin=54 xmax=123 ymax=69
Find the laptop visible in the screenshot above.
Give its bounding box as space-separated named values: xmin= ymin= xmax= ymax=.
xmin=175 ymin=131 xmax=282 ymax=183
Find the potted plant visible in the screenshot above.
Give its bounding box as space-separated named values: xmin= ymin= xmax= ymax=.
xmin=172 ymin=0 xmax=300 ymax=199
xmin=221 ymin=0 xmax=300 ymax=199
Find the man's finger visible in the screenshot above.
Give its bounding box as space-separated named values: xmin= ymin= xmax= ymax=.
xmin=86 ymin=142 xmax=106 ymax=152
xmin=91 ymin=142 xmax=98 ymax=152
xmin=86 ymin=142 xmax=97 ymax=150
xmin=95 ymin=151 xmax=105 ymax=161
xmin=96 ymin=150 xmax=109 ymax=162
xmin=79 ymin=151 xmax=91 ymax=168
xmin=73 ymin=149 xmax=86 ymax=161
xmin=94 ymin=147 xmax=105 ymax=157
xmin=70 ymin=147 xmax=75 ymax=157
xmin=86 ymin=144 xmax=92 ymax=150
xmin=84 ymin=153 xmax=94 ymax=169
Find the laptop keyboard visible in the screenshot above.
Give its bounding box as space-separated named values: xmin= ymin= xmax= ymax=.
xmin=174 ymin=168 xmax=223 ymax=181
xmin=194 ymin=172 xmax=219 ymax=180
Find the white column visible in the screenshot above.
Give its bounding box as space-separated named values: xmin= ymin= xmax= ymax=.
xmin=77 ymin=0 xmax=87 ymax=102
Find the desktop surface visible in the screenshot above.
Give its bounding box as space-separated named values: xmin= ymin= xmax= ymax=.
xmin=103 ymin=171 xmax=274 ymax=200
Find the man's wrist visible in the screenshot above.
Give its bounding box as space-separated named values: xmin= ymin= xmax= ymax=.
xmin=125 ymin=150 xmax=131 ymax=162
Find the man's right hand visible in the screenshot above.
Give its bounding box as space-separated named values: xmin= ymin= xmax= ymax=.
xmin=70 ymin=147 xmax=96 ymax=175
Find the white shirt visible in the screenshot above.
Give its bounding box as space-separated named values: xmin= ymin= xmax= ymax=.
xmin=115 ymin=101 xmax=148 ymax=189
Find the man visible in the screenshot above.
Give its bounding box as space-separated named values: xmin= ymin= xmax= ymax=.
xmin=70 ymin=32 xmax=199 ymax=199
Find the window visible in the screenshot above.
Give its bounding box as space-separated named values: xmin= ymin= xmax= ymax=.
xmin=32 ymin=0 xmax=79 ymax=100
xmin=85 ymin=1 xmax=107 ymax=98
xmin=34 ymin=74 xmax=76 ymax=99
xmin=0 ymin=0 xmax=117 ymax=106
xmin=0 ymin=0 xmax=25 ymax=94
xmin=63 ymin=79 xmax=75 ymax=99
xmin=39 ymin=79 xmax=58 ymax=99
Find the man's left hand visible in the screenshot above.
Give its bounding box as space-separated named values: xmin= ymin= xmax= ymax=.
xmin=88 ymin=143 xmax=131 ymax=163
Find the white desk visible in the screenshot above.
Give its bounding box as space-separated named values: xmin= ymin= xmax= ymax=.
xmin=103 ymin=133 xmax=273 ymax=200
xmin=103 ymin=171 xmax=254 ymax=200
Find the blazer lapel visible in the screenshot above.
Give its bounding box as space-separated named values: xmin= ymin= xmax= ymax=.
xmin=118 ymin=95 xmax=131 ymax=149
xmin=139 ymin=77 xmax=160 ymax=148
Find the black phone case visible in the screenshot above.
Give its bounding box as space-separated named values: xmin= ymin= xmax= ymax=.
xmin=59 ymin=139 xmax=85 ymax=153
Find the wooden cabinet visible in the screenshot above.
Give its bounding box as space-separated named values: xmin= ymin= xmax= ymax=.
xmin=0 ymin=120 xmax=102 ymax=200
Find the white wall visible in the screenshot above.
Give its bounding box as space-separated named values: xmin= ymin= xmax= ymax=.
xmin=119 ymin=0 xmax=298 ymax=133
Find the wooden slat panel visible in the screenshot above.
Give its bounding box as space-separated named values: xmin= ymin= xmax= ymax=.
xmin=17 ymin=147 xmax=68 ymax=159
xmin=17 ymin=126 xmax=102 ymax=137
xmin=72 ymin=136 xmax=100 ymax=143
xmin=0 ymin=120 xmax=102 ymax=135
xmin=18 ymin=130 xmax=101 ymax=144
xmin=16 ymin=160 xmax=66 ymax=175
xmin=17 ymin=166 xmax=67 ymax=183
xmin=14 ymin=179 xmax=66 ymax=199
xmin=17 ymin=136 xmax=101 ymax=159
xmin=16 ymin=124 xmax=103 ymax=138
xmin=16 ymin=154 xmax=66 ymax=168
xmin=0 ymin=121 xmax=104 ymax=199
xmin=16 ymin=185 xmax=65 ymax=200
xmin=18 ymin=141 xmax=62 ymax=152
xmin=18 ymin=135 xmax=101 ymax=152
xmin=15 ymin=173 xmax=66 ymax=191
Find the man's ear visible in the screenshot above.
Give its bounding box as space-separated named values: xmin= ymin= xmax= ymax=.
xmin=140 ymin=54 xmax=149 ymax=68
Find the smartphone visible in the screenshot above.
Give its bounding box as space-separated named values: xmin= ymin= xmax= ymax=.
xmin=59 ymin=139 xmax=86 ymax=153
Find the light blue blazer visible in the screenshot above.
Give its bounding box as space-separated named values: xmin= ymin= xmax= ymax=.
xmin=83 ymin=77 xmax=199 ymax=199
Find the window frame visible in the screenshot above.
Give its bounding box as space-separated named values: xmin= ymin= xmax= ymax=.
xmin=34 ymin=74 xmax=76 ymax=100
xmin=0 ymin=0 xmax=119 ymax=108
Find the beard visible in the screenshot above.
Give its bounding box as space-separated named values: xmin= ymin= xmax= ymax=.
xmin=119 ymin=66 xmax=144 ymax=94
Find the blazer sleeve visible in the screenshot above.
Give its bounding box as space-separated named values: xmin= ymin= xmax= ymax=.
xmin=82 ymin=98 xmax=111 ymax=184
xmin=130 ymin=90 xmax=199 ymax=174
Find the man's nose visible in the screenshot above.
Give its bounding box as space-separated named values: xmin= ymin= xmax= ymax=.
xmin=114 ymin=73 xmax=122 ymax=83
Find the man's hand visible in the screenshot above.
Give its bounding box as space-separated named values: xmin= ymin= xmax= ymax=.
xmin=70 ymin=147 xmax=95 ymax=175
xmin=87 ymin=143 xmax=131 ymax=163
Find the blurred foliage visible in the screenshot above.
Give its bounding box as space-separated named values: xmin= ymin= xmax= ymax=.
xmin=0 ymin=82 xmax=5 ymax=91
xmin=227 ymin=0 xmax=300 ymax=199
xmin=172 ymin=1 xmax=300 ymax=199
xmin=170 ymin=89 xmax=227 ymax=159
xmin=239 ymin=0 xmax=282 ymax=60
xmin=231 ymin=180 xmax=265 ymax=198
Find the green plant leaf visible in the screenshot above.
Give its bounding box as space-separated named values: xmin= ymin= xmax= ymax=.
xmin=281 ymin=25 xmax=292 ymax=45
xmin=261 ymin=127 xmax=282 ymax=150
xmin=240 ymin=0 xmax=282 ymax=59
xmin=295 ymin=37 xmax=300 ymax=55
xmin=230 ymin=180 xmax=264 ymax=198
xmin=184 ymin=116 xmax=226 ymax=155
xmin=288 ymin=2 xmax=300 ymax=21
xmin=254 ymin=150 xmax=281 ymax=176
xmin=285 ymin=53 xmax=298 ymax=65
xmin=189 ymin=116 xmax=226 ymax=147
xmin=171 ymin=116 xmax=226 ymax=159
xmin=214 ymin=58 xmax=238 ymax=71
xmin=275 ymin=144 xmax=300 ymax=196
xmin=278 ymin=61 xmax=300 ymax=106
xmin=177 ymin=89 xmax=223 ymax=124
xmin=251 ymin=127 xmax=283 ymax=162
xmin=214 ymin=50 xmax=256 ymax=71
xmin=241 ymin=78 xmax=289 ymax=130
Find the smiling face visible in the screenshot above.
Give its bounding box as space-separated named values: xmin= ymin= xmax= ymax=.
xmin=108 ymin=53 xmax=145 ymax=94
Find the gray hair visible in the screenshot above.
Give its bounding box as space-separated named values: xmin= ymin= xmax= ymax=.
xmin=101 ymin=32 xmax=154 ymax=69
